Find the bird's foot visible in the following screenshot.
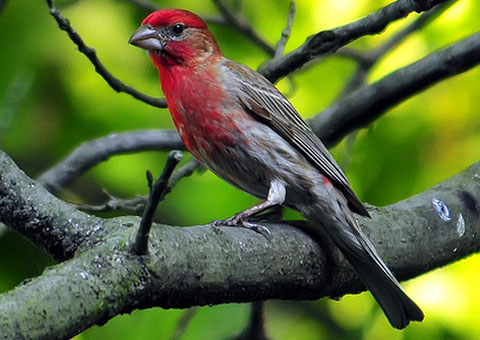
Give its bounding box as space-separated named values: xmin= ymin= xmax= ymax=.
xmin=208 ymin=213 xmax=271 ymax=238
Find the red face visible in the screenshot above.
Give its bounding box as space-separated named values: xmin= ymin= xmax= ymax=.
xmin=129 ymin=9 xmax=220 ymax=68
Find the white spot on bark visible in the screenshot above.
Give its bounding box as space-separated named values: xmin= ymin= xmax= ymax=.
xmin=79 ymin=271 xmax=89 ymax=279
xmin=432 ymin=198 xmax=451 ymax=222
xmin=456 ymin=213 xmax=465 ymax=237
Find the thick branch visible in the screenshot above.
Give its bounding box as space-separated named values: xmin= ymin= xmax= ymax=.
xmin=37 ymin=130 xmax=184 ymax=194
xmin=313 ymin=32 xmax=480 ymax=147
xmin=0 ymin=150 xmax=105 ymax=260
xmin=258 ymin=0 xmax=450 ymax=82
xmin=1 ymin=149 xmax=480 ymax=338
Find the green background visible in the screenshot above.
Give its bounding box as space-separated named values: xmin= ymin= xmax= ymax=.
xmin=1 ymin=0 xmax=480 ymax=339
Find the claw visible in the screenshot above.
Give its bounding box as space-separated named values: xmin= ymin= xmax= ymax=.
xmin=241 ymin=221 xmax=271 ymax=238
xmin=207 ymin=219 xmax=224 ymax=227
xmin=207 ymin=216 xmax=271 ymax=238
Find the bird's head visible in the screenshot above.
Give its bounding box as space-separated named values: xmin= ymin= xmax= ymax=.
xmin=129 ymin=9 xmax=221 ymax=68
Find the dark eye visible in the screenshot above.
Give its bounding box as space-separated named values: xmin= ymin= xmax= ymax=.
xmin=172 ymin=23 xmax=185 ymax=35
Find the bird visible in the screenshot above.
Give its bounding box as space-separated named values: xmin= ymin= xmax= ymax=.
xmin=129 ymin=8 xmax=424 ymax=329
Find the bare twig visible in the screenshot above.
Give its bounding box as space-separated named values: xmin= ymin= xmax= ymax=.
xmin=228 ymin=302 xmax=269 ymax=340
xmin=45 ymin=0 xmax=167 ymax=108
xmin=134 ymin=151 xmax=183 ymax=255
xmin=212 ymin=0 xmax=275 ymax=56
xmin=274 ymin=2 xmax=296 ymax=59
xmin=336 ymin=0 xmax=456 ymax=97
xmin=37 ymin=130 xmax=184 ymax=194
xmin=170 ymin=308 xmax=198 ymax=340
xmin=76 ymin=158 xmax=202 ymax=215
xmin=75 ymin=191 xmax=148 ymax=214
xmin=333 ymin=1 xmax=456 ymax=166
xmin=258 ymin=0 xmax=451 ymax=82
xmin=371 ymin=0 xmax=455 ymax=61
xmin=164 ymin=158 xmax=203 ymax=195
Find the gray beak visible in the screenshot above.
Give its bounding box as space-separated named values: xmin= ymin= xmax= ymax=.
xmin=129 ymin=25 xmax=166 ymax=51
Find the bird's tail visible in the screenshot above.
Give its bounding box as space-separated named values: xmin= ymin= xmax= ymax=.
xmin=300 ymin=197 xmax=424 ymax=329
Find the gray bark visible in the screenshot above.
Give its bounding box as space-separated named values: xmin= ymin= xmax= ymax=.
xmin=0 ymin=149 xmax=479 ymax=339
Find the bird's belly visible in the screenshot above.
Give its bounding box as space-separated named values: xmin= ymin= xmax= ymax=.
xmin=194 ymin=118 xmax=321 ymax=206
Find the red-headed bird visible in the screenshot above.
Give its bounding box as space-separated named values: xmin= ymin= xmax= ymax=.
xmin=129 ymin=9 xmax=424 ymax=329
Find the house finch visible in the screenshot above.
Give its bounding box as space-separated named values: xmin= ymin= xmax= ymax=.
xmin=129 ymin=9 xmax=424 ymax=329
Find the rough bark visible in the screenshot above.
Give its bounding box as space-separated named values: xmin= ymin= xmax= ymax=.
xmin=0 ymin=149 xmax=479 ymax=339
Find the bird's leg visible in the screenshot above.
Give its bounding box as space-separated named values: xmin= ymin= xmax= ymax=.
xmin=208 ymin=180 xmax=286 ymax=237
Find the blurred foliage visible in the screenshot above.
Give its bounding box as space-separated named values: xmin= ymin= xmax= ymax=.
xmin=1 ymin=0 xmax=480 ymax=339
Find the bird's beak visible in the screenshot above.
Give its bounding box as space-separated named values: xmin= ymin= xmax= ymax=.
xmin=129 ymin=25 xmax=166 ymax=51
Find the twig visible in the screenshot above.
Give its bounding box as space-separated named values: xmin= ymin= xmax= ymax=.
xmin=332 ymin=1 xmax=456 ymax=165
xmin=170 ymin=308 xmax=198 ymax=340
xmin=311 ymin=32 xmax=480 ymax=147
xmin=75 ymin=191 xmax=147 ymax=214
xmin=274 ymin=2 xmax=296 ymax=59
xmin=336 ymin=0 xmax=456 ymax=97
xmin=76 ymin=158 xmax=202 ymax=215
xmin=212 ymin=0 xmax=275 ymax=56
xmin=134 ymin=151 xmax=183 ymax=255
xmin=37 ymin=130 xmax=184 ymax=194
xmin=166 ymin=158 xmax=202 ymax=194
xmin=228 ymin=302 xmax=269 ymax=340
xmin=371 ymin=0 xmax=455 ymax=61
xmin=258 ymin=0 xmax=451 ymax=82
xmin=335 ymin=47 xmax=373 ymax=67
xmin=45 ymin=0 xmax=167 ymax=108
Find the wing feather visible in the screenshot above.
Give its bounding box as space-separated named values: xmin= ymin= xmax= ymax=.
xmin=221 ymin=60 xmax=370 ymax=217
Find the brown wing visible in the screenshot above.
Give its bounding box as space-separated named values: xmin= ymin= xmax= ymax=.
xmin=221 ymin=60 xmax=370 ymax=217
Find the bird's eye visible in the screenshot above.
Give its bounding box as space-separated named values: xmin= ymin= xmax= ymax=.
xmin=172 ymin=23 xmax=186 ymax=35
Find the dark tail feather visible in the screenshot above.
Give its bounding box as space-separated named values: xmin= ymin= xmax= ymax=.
xmin=342 ymin=226 xmax=424 ymax=329
xmin=307 ymin=210 xmax=424 ymax=329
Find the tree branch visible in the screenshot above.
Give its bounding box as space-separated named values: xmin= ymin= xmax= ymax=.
xmin=45 ymin=0 xmax=167 ymax=108
xmin=0 ymin=150 xmax=105 ymax=261
xmin=258 ymin=0 xmax=451 ymax=82
xmin=76 ymin=158 xmax=201 ymax=215
xmin=274 ymin=2 xmax=296 ymax=59
xmin=134 ymin=151 xmax=183 ymax=255
xmin=229 ymin=302 xmax=270 ymax=340
xmin=1 ymin=147 xmax=480 ymax=338
xmin=212 ymin=0 xmax=275 ymax=56
xmin=170 ymin=308 xmax=197 ymax=340
xmin=312 ymin=32 xmax=480 ymax=147
xmin=336 ymin=0 xmax=455 ymax=97
xmin=37 ymin=130 xmax=184 ymax=194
